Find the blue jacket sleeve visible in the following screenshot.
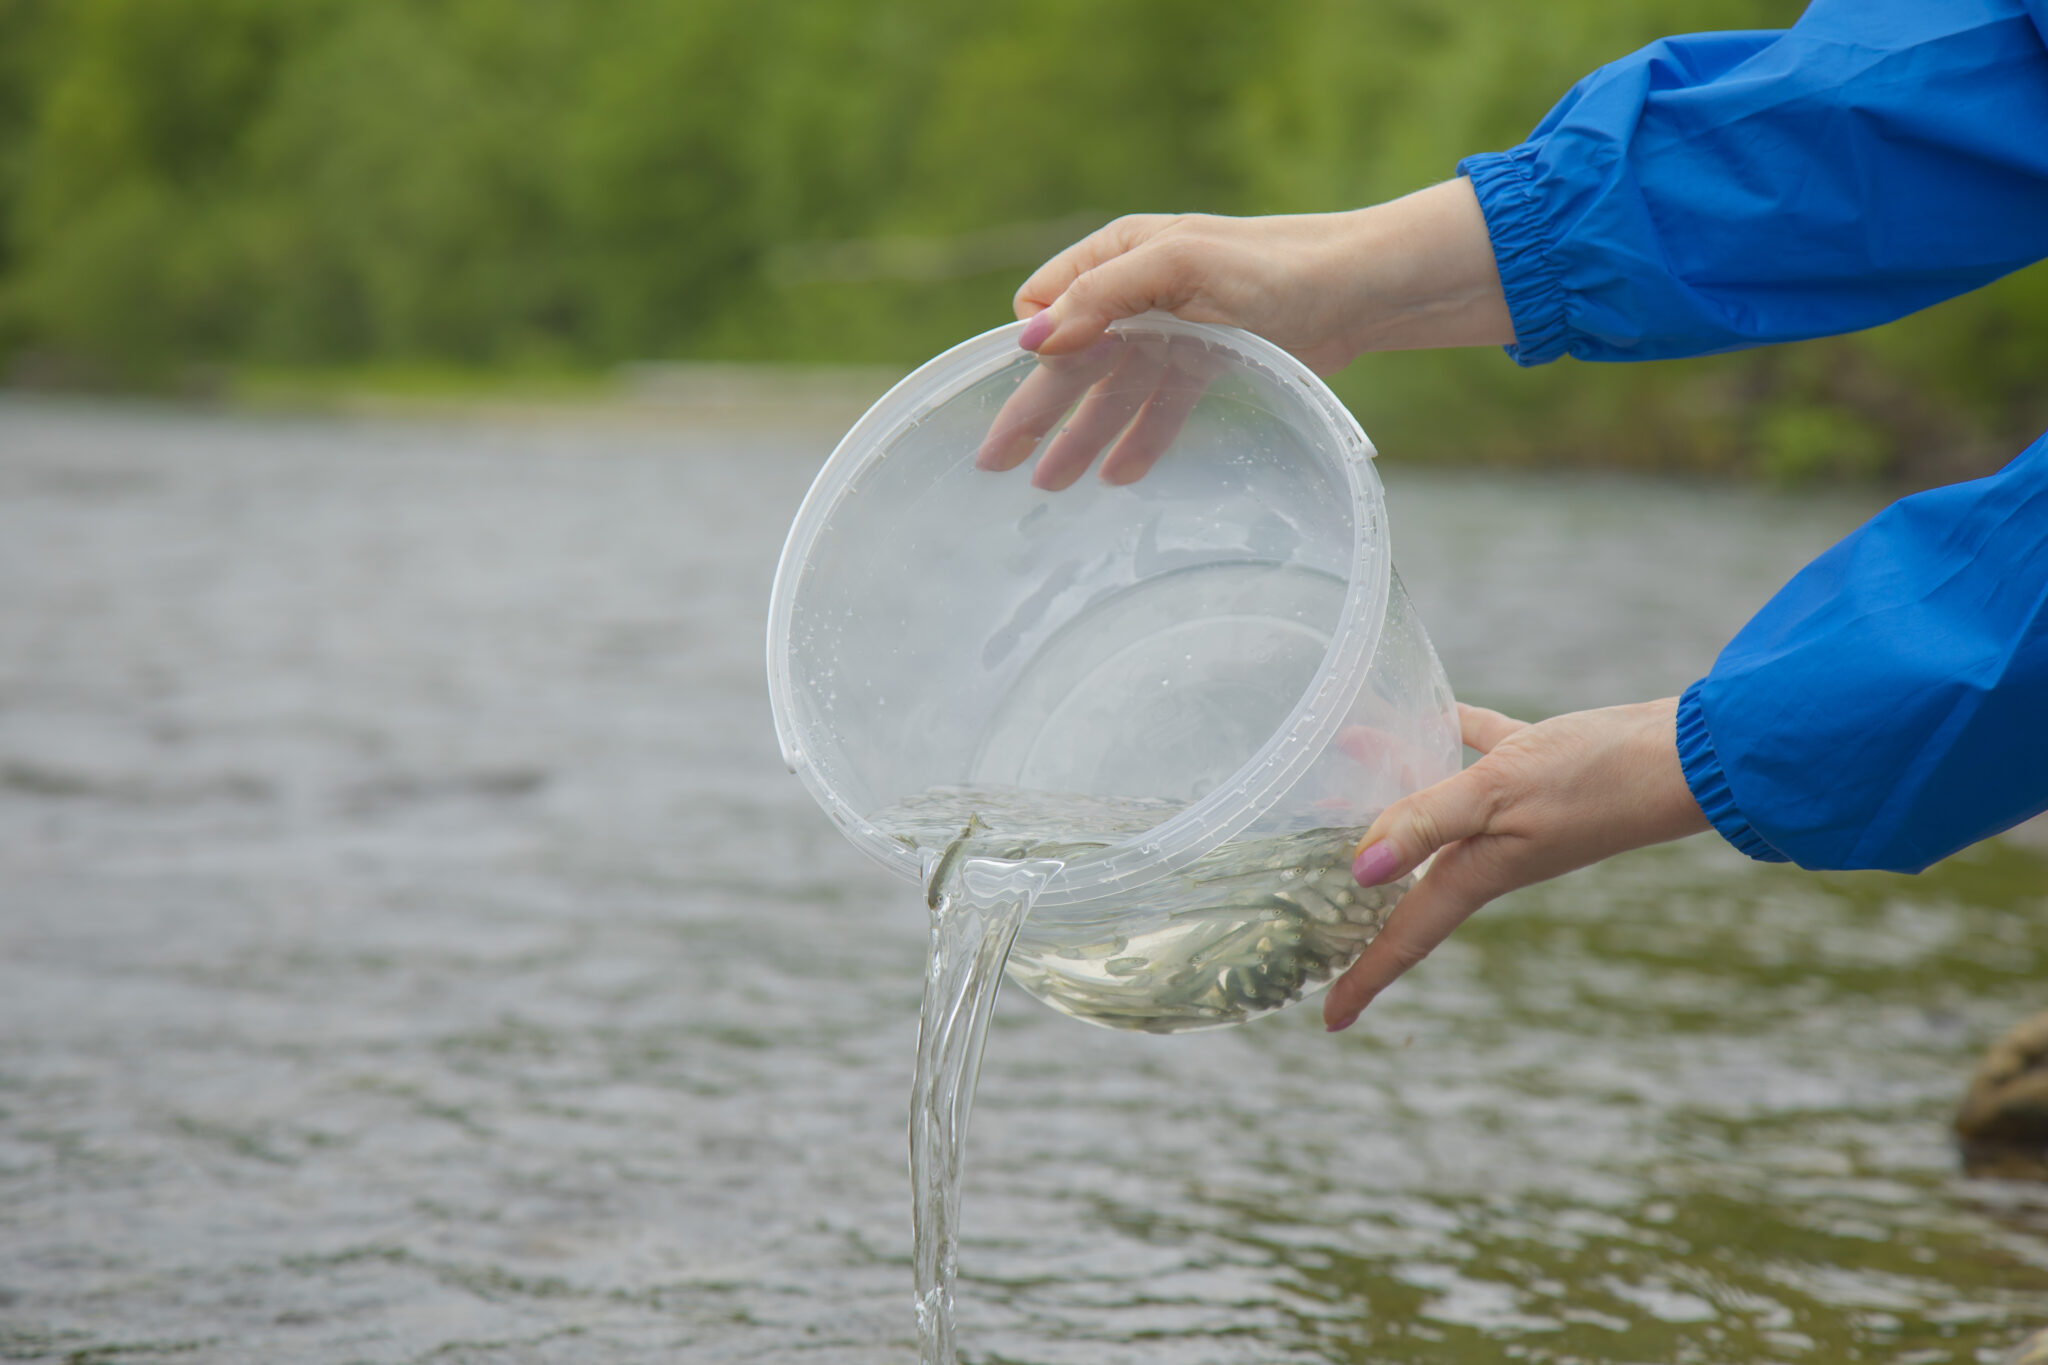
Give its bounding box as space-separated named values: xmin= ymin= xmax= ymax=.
xmin=1457 ymin=0 xmax=2048 ymax=365
xmin=1675 ymin=430 xmax=2048 ymax=873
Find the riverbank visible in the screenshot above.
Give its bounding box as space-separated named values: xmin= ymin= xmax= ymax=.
xmin=228 ymin=361 xmax=912 ymax=434
xmin=8 ymin=340 xmax=2033 ymax=490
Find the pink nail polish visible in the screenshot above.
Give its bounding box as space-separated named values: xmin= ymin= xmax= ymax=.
xmin=1352 ymin=841 xmax=1401 ymax=887
xmin=1018 ymin=312 xmax=1056 ymax=351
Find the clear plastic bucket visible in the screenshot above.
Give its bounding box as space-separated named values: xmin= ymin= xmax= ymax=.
xmin=766 ymin=314 xmax=1460 ymax=1028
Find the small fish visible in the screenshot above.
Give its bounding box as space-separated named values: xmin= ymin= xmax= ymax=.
xmin=926 ymin=812 xmax=988 ymax=910
xmin=877 ymin=784 xmax=1413 ymax=1033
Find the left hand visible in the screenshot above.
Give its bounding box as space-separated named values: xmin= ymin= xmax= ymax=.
xmin=977 ymin=181 xmax=1515 ymax=490
xmin=1324 ymin=697 xmax=1710 ymax=1033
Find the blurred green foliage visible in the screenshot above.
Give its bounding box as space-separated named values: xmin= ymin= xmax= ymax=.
xmin=0 ymin=0 xmax=2042 ymax=481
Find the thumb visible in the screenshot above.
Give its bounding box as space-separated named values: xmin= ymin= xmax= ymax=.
xmin=1345 ymin=764 xmax=1498 ymax=890
xmin=1025 ymin=241 xmax=1198 ymax=356
xmin=1322 ymin=760 xmax=1509 ymax=1032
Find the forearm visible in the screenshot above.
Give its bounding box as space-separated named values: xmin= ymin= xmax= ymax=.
xmin=1466 ymin=0 xmax=2048 ymax=366
xmin=1008 ymin=179 xmax=1513 ymax=371
xmin=1331 ymin=179 xmax=1515 ymax=356
xmin=1683 ymin=429 xmax=2048 ymax=873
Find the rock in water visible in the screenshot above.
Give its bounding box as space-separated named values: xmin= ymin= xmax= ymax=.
xmin=1956 ymin=1010 xmax=2048 ymax=1179
xmin=2003 ymin=1327 xmax=2048 ymax=1365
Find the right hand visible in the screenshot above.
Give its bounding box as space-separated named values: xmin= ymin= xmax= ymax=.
xmin=1323 ymin=698 xmax=1710 ymax=1033
xmin=978 ymin=179 xmax=1514 ymax=488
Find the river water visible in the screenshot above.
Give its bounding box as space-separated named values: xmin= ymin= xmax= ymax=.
xmin=3 ymin=394 xmax=2046 ymax=1364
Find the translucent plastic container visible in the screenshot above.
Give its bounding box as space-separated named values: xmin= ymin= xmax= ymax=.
xmin=767 ymin=314 xmax=1460 ymax=1030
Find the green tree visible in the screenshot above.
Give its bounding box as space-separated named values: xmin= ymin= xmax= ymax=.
xmin=0 ymin=0 xmax=2040 ymax=483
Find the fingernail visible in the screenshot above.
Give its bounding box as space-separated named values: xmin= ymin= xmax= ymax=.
xmin=1327 ymin=1010 xmax=1359 ymax=1034
xmin=1352 ymin=841 xmax=1401 ymax=887
xmin=1018 ymin=311 xmax=1056 ymax=351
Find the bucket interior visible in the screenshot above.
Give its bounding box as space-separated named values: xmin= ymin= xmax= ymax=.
xmin=770 ymin=318 xmax=1389 ymax=893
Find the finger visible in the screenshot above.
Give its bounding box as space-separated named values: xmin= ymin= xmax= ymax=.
xmin=1013 ymin=215 xmax=1170 ymax=319
xmin=1334 ymin=723 xmax=1448 ymax=795
xmin=1030 ymin=344 xmax=1168 ymax=491
xmin=1347 ymin=764 xmax=1499 ymax=888
xmin=1026 ymin=239 xmax=1201 ymax=357
xmin=1336 ymin=726 xmax=1395 ymax=767
xmin=1094 ymin=366 xmax=1203 ymax=486
xmin=1323 ymin=843 xmax=1494 ymax=1030
xmin=1458 ymin=703 xmax=1529 ymax=755
xmin=1096 ymin=345 xmax=1215 ymax=486
xmin=975 ymin=341 xmax=1120 ymax=471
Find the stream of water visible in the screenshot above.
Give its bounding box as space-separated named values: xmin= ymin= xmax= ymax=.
xmin=888 ymin=788 xmax=1409 ymax=1364
xmin=908 ymin=851 xmax=1055 ymax=1365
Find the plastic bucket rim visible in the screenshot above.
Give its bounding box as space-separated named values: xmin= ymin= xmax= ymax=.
xmin=764 ymin=313 xmax=1391 ymax=911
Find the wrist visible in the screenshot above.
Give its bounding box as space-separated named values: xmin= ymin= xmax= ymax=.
xmin=1632 ymin=695 xmax=1713 ymax=844
xmin=1340 ymin=179 xmax=1515 ymax=356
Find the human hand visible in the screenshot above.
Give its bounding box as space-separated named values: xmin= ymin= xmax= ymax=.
xmin=973 ymin=331 xmax=1225 ymax=491
xmin=1322 ymin=698 xmax=1709 ymax=1033
xmin=1011 ymin=180 xmax=1510 ymax=367
xmin=976 ymin=179 xmax=1513 ymax=489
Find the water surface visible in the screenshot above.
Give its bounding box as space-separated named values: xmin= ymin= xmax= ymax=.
xmin=2 ymin=396 xmax=2045 ymax=1364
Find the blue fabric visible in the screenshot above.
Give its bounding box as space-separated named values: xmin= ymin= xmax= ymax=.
xmin=1674 ymin=680 xmax=1788 ymax=864
xmin=1459 ymin=0 xmax=2048 ymax=872
xmin=1458 ymin=0 xmax=2048 ymax=366
xmin=1682 ymin=436 xmax=2048 ymax=873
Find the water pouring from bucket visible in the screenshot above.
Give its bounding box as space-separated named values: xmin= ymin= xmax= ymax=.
xmin=765 ymin=313 xmax=1460 ymax=1361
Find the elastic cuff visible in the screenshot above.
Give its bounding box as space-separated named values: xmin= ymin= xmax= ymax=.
xmin=1676 ymin=679 xmax=1789 ymax=863
xmin=1456 ymin=147 xmax=1572 ymax=368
